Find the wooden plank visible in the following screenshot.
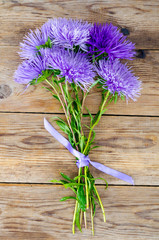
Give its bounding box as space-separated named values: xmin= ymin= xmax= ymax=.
xmin=0 ymin=184 xmax=158 ymax=239
xmin=0 ymin=46 xmax=159 ymax=116
xmin=0 ymin=1 xmax=159 ymax=49
xmin=0 ymin=113 xmax=159 ymax=185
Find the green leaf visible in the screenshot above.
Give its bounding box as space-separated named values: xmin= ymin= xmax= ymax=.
xmin=36 ymin=37 xmax=53 ymax=50
xmin=92 ymin=110 xmax=100 ymax=126
xmin=54 ymin=69 xmax=61 ymax=76
xmin=73 ymin=175 xmax=85 ymax=181
xmin=51 ymin=117 xmax=71 ymax=135
xmin=83 ymin=124 xmax=91 ymax=130
xmin=85 ymin=107 xmax=93 ymax=123
xmin=30 ymin=76 xmax=43 ymax=85
xmin=88 ymin=79 xmax=100 ymax=91
xmin=42 ymin=86 xmax=53 ymax=93
xmin=91 ymin=145 xmax=100 ymax=150
xmin=50 ymin=179 xmax=68 ymax=185
xmin=52 ymin=94 xmax=60 ymax=102
xmin=114 ymin=93 xmax=118 ymax=104
xmin=87 ymin=171 xmax=95 ymax=191
xmin=101 ymin=108 xmax=107 ymax=115
xmin=64 ymin=183 xmax=84 ymax=189
xmin=60 ymin=172 xmax=75 ymax=183
xmin=91 ymin=198 xmax=96 ymax=217
xmin=121 ymin=94 xmax=125 ymax=101
xmin=29 ymin=70 xmax=53 ymax=86
xmin=58 ymin=76 xmax=65 ymax=83
xmin=60 ymin=196 xmax=76 ymax=202
xmin=47 ymin=37 xmax=52 ymax=48
xmin=108 ymin=95 xmax=114 ymax=104
xmin=66 ymin=100 xmax=73 ymax=115
xmin=55 ymin=120 xmax=70 ymax=134
xmin=73 ymin=45 xmax=80 ymax=53
xmin=50 ymin=179 xmax=61 ymax=183
xmin=91 ymin=196 xmax=100 ymax=206
xmin=92 ymin=177 xmax=108 ymax=189
xmin=51 ymin=116 xmax=65 ymax=122
xmin=97 ymin=178 xmax=108 ymax=189
xmin=77 ymin=186 xmax=86 ymax=211
xmin=75 ymin=203 xmax=82 ymax=231
xmin=79 ymin=135 xmax=85 ymax=153
xmin=90 ymin=129 xmax=96 ymax=144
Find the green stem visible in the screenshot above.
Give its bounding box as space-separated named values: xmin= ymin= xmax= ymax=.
xmin=72 ymin=167 xmax=82 ymax=233
xmin=59 ymin=82 xmax=72 ymax=121
xmin=45 ymin=79 xmax=78 ymax=150
xmin=81 ymin=91 xmax=110 ymax=227
xmin=80 ymin=91 xmax=86 ymax=135
xmin=83 ymin=90 xmax=110 ymax=156
xmin=66 ymin=82 xmax=82 ymax=149
xmin=94 ymin=185 xmax=106 ymax=222
xmin=80 ymin=209 xmax=83 ymax=226
xmin=90 ymin=199 xmax=94 ymax=235
xmin=85 ymin=166 xmax=89 ymax=209
xmin=59 ymin=81 xmax=79 ymax=150
xmin=81 ymin=91 xmax=110 ymax=217
xmin=72 ymin=200 xmax=78 ymax=234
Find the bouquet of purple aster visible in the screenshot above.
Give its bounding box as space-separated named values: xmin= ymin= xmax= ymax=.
xmin=14 ymin=18 xmax=141 ymax=234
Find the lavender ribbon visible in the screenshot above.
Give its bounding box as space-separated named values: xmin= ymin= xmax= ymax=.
xmin=44 ymin=118 xmax=134 ymax=185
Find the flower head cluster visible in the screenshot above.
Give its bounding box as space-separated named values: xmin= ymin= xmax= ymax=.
xmin=46 ymin=47 xmax=95 ymax=88
xmin=48 ymin=18 xmax=92 ymax=50
xmin=14 ymin=54 xmax=48 ymax=84
xmin=19 ymin=28 xmax=51 ymax=60
xmin=15 ymin=47 xmax=95 ymax=89
xmin=15 ymin=17 xmax=141 ymax=100
xmin=96 ymin=59 xmax=141 ymax=101
xmin=87 ymin=23 xmax=135 ymax=60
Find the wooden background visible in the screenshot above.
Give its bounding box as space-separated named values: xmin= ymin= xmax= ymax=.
xmin=0 ymin=1 xmax=159 ymax=239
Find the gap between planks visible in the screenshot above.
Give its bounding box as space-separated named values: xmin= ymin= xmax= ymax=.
xmin=0 ymin=183 xmax=158 ymax=187
xmin=1 ymin=111 xmax=159 ymax=118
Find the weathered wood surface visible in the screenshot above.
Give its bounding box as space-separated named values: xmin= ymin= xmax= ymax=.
xmin=0 ymin=184 xmax=158 ymax=240
xmin=0 ymin=0 xmax=159 ymax=239
xmin=0 ymin=0 xmax=159 ymax=49
xmin=0 ymin=113 xmax=158 ymax=185
xmin=0 ymin=47 xmax=159 ymax=115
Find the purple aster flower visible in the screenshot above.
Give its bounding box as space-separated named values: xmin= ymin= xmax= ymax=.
xmin=14 ymin=54 xmax=47 ymax=84
xmin=19 ymin=27 xmax=52 ymax=60
xmin=46 ymin=47 xmax=95 ymax=89
xmin=41 ymin=19 xmax=54 ymax=41
xmin=95 ymin=59 xmax=141 ymax=101
xmin=87 ymin=23 xmax=135 ymax=60
xmin=49 ymin=18 xmax=92 ymax=51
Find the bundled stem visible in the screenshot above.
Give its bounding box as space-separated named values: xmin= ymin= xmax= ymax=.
xmin=45 ymin=78 xmax=78 ymax=150
xmin=46 ymin=76 xmax=110 ymax=234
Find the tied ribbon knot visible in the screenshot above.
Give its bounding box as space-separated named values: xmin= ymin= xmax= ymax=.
xmin=76 ymin=155 xmax=90 ymax=168
xmin=44 ymin=118 xmax=134 ymax=185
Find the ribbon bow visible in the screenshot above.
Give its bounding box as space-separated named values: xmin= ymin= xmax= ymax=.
xmin=44 ymin=118 xmax=134 ymax=185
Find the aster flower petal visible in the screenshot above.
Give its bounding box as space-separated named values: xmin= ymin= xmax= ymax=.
xmin=87 ymin=23 xmax=135 ymax=60
xmin=19 ymin=27 xmax=52 ymax=60
xmin=41 ymin=19 xmax=54 ymax=41
xmin=49 ymin=18 xmax=92 ymax=50
xmin=95 ymin=59 xmax=141 ymax=101
xmin=43 ymin=47 xmax=95 ymax=90
xmin=14 ymin=54 xmax=47 ymax=84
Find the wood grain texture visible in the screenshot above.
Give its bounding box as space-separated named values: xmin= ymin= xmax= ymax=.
xmin=0 ymin=184 xmax=158 ymax=240
xmin=0 ymin=113 xmax=158 ymax=185
xmin=0 ymin=0 xmax=159 ymax=49
xmin=0 ymin=1 xmax=159 ymax=239
xmin=0 ymin=47 xmax=159 ymax=115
